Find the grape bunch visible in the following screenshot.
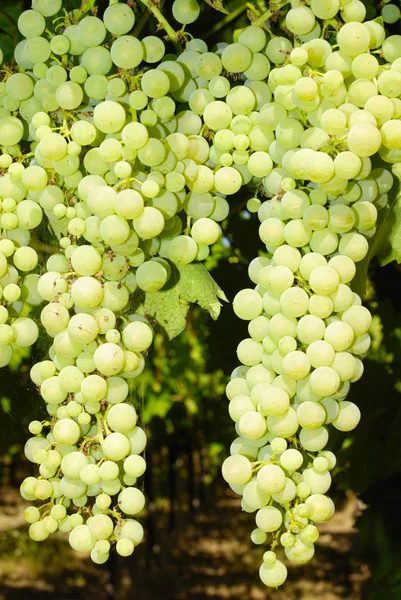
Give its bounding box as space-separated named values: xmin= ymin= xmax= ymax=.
xmin=220 ymin=1 xmax=401 ymax=590
xmin=0 ymin=0 xmax=238 ymax=563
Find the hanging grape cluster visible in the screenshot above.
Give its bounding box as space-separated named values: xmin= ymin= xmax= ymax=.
xmin=220 ymin=0 xmax=401 ymax=589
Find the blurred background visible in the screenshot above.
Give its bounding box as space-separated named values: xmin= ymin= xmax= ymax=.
xmin=1 ymin=1 xmax=401 ymax=599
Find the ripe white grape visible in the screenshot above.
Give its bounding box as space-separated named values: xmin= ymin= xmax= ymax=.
xmin=222 ymin=455 xmax=253 ymax=486
xmin=93 ymin=343 xmax=125 ymax=377
xmin=297 ymin=402 xmax=326 ymax=429
xmin=256 ymin=506 xmax=283 ymax=532
xmin=333 ymin=401 xmax=361 ymax=431
xmin=299 ymin=427 xmax=329 ymax=452
xmin=257 ymin=465 xmax=286 ymax=494
xmin=102 ymin=432 xmax=130 ymax=462
xmin=306 ymin=494 xmax=335 ymax=523
xmin=53 ymin=418 xmax=81 ymax=445
xmin=107 ymin=404 xmax=137 ymax=433
xmin=280 ymin=449 xmax=303 ymax=472
xmin=267 ymin=407 xmax=299 ymax=438
xmin=69 ymin=525 xmax=95 ymax=553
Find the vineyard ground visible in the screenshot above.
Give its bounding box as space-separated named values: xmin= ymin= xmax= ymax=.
xmin=0 ymin=485 xmax=369 ymax=600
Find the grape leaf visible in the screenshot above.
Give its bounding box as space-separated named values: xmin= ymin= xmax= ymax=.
xmin=134 ymin=263 xmax=228 ymax=340
xmin=352 ymin=177 xmax=400 ymax=298
xmin=377 ymin=180 xmax=401 ymax=266
xmin=201 ymin=0 xmax=230 ymax=14
xmin=142 ymin=394 xmax=172 ymax=423
xmin=45 ymin=209 xmax=69 ymax=239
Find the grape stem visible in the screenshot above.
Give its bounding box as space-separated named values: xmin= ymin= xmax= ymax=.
xmin=96 ymin=413 xmax=105 ymax=444
xmin=137 ymin=0 xmax=182 ymax=52
xmin=270 ymin=530 xmax=280 ymax=551
xmin=133 ymin=7 xmax=151 ymax=38
xmin=205 ymin=3 xmax=249 ymax=38
xmin=252 ymin=1 xmax=290 ymax=28
xmin=108 ymin=509 xmax=121 ymax=520
xmin=74 ymin=0 xmax=97 ymax=21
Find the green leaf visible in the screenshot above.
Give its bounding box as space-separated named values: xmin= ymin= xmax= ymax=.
xmin=134 ymin=262 xmax=228 ymax=340
xmin=352 ymin=177 xmax=400 ymax=298
xmin=45 ymin=209 xmax=68 ymax=240
xmin=377 ymin=179 xmax=401 ymax=266
xmin=142 ymin=395 xmax=172 ymax=423
xmin=0 ymin=396 xmax=11 ymax=413
xmin=0 ymin=2 xmax=23 ymax=62
xmin=202 ymin=0 xmax=230 ymax=14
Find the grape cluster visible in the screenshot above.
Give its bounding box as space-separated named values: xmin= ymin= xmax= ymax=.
xmin=0 ymin=0 xmax=237 ymax=562
xmin=220 ymin=2 xmax=401 ymax=591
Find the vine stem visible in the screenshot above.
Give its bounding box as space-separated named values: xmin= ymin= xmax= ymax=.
xmin=96 ymin=413 xmax=105 ymax=444
xmin=74 ymin=0 xmax=97 ymax=21
xmin=252 ymin=1 xmax=290 ymax=28
xmin=205 ymin=4 xmax=248 ymax=38
xmin=137 ymin=0 xmax=181 ymax=52
xmin=133 ymin=7 xmax=151 ymax=39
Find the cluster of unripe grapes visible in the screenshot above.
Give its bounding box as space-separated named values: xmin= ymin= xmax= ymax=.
xmin=220 ymin=0 xmax=401 ymax=589
xmin=0 ymin=0 xmax=400 ymax=587
xmin=219 ymin=0 xmax=401 ymax=587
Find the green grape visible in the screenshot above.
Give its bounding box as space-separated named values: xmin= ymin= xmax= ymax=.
xmin=46 ymin=66 xmax=68 ymax=87
xmin=172 ymin=0 xmax=200 ymax=24
xmin=111 ymin=36 xmax=144 ymax=70
xmin=286 ymin=7 xmax=316 ymax=35
xmin=208 ymin=76 xmax=230 ymax=98
xmin=94 ymin=100 xmax=126 ymax=133
xmin=6 ymin=73 xmax=34 ymax=101
xmin=311 ymin=0 xmax=339 ymax=18
xmin=25 ymin=36 xmax=51 ymax=63
xmin=186 ymin=38 xmax=207 ymax=52
xmin=196 ymin=53 xmax=222 ymax=80
xmin=214 ymin=166 xmax=242 ymax=195
xmin=266 ymin=37 xmax=293 ymax=65
xmin=54 ymin=81 xmax=83 ymax=110
xmin=129 ymin=90 xmax=148 ymax=110
xmin=157 ymin=61 xmax=186 ymax=93
xmin=31 ymin=0 xmax=61 ymax=16
xmin=103 ymin=2 xmax=135 ymax=35
xmin=337 ymin=22 xmax=370 ymax=57
xmin=108 ymin=78 xmax=126 ymax=97
xmin=83 ymin=74 xmax=107 ymax=100
xmin=341 ymin=0 xmax=366 ymax=22
xmin=138 ymin=138 xmax=166 ymax=166
xmin=107 ymin=404 xmax=137 ymax=433
xmin=77 ymin=16 xmax=106 ymax=47
xmin=18 ymin=9 xmax=46 ymax=37
xmin=238 ymin=26 xmax=266 ymax=53
xmin=0 ymin=116 xmax=24 ymax=146
xmin=382 ymin=4 xmax=401 ymax=23
xmin=221 ymin=43 xmax=252 ymax=73
xmin=82 ymin=46 xmax=112 ymax=75
xmin=13 ymin=246 xmax=38 ymax=272
xmin=141 ymin=69 xmax=170 ymax=98
xmin=142 ymin=35 xmax=165 ymax=63
xmin=50 ymin=35 xmax=71 ymax=56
